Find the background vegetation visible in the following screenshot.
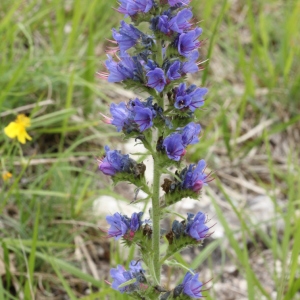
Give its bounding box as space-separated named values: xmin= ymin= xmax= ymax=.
xmin=0 ymin=0 xmax=299 ymax=299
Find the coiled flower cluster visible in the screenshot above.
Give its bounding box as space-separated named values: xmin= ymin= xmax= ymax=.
xmin=97 ymin=0 xmax=213 ymax=299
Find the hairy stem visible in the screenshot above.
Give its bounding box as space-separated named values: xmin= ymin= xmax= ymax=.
xmin=151 ymin=155 xmax=161 ymax=283
xmin=150 ymin=35 xmax=165 ymax=285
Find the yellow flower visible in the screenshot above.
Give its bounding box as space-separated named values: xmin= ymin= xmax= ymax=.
xmin=4 ymin=114 xmax=32 ymax=144
xmin=2 ymin=171 xmax=12 ymax=181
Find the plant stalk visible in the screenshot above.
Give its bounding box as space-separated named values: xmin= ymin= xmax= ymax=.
xmin=150 ymin=34 xmax=165 ymax=284
xmin=151 ymin=155 xmax=161 ymax=283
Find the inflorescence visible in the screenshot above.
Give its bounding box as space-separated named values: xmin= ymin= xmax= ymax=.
xmin=97 ymin=0 xmax=213 ymax=299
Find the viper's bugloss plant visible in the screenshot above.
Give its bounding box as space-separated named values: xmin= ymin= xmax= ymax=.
xmin=98 ymin=1 xmax=213 ymax=298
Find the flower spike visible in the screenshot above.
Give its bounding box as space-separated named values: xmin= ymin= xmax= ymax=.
xmin=96 ymin=0 xmax=213 ymax=297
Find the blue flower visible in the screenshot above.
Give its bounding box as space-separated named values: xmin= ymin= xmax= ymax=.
xmin=106 ymin=212 xmax=143 ymax=240
xmin=175 ymin=83 xmax=208 ymax=111
xmin=129 ymin=212 xmax=143 ymax=232
xmin=182 ymin=50 xmax=199 ymax=74
xmin=168 ymin=0 xmax=191 ymax=6
xmin=156 ymin=9 xmax=192 ymax=35
xmin=105 ymin=54 xmax=135 ymax=82
xmin=98 ymin=146 xmax=132 ymax=176
xmin=110 ymin=260 xmax=145 ymax=293
xmin=112 ymin=21 xmax=142 ymax=52
xmin=130 ymin=97 xmax=156 ymax=131
xmin=110 ymin=265 xmax=129 ymax=293
xmin=128 ymin=97 xmax=145 ymax=109
xmin=110 ymin=102 xmax=130 ymax=132
xmin=133 ymin=106 xmax=155 ymax=131
xmin=181 ymin=122 xmax=201 ymax=146
xmin=146 ymin=68 xmax=166 ymax=92
xmin=174 ymin=83 xmax=191 ymax=109
xmin=117 ymin=0 xmax=154 ymax=16
xmin=169 ymin=8 xmax=193 ymax=33
xmin=129 ymin=260 xmax=144 ymax=273
xmin=163 ymin=133 xmax=185 ymax=161
xmin=108 ymin=98 xmax=157 ymax=132
xmin=185 ymin=212 xmax=209 ymax=241
xmin=174 ymin=82 xmax=186 ymax=96
xmin=129 ymin=0 xmax=154 ymax=14
xmin=98 ymin=146 xmax=124 ymax=175
xmin=182 ymin=159 xmax=209 ymax=192
xmin=157 ymin=15 xmax=170 ymax=34
xmin=145 ymin=59 xmax=158 ymax=71
xmin=106 ymin=213 xmax=130 ymax=240
xmin=110 ymin=266 xmax=136 ymax=293
xmin=162 ymin=123 xmax=201 ymax=161
xmin=174 ymin=94 xmax=192 ymax=109
xmin=177 ymin=28 xmax=202 ymax=57
xmin=182 ymin=272 xmax=203 ymax=298
xmin=188 ymin=87 xmax=208 ymax=111
xmin=167 ymin=61 xmax=181 ymax=81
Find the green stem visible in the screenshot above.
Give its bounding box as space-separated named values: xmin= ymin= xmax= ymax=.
xmin=151 ymin=155 xmax=161 ymax=283
xmin=156 ymin=38 xmax=164 ymax=66
xmin=159 ymin=252 xmax=169 ymax=265
xmin=150 ymin=34 xmax=165 ymax=285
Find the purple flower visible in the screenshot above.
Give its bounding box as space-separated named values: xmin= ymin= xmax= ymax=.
xmin=110 ymin=265 xmax=129 ymax=292
xmin=157 ymin=15 xmax=170 ymax=34
xmin=146 ymin=68 xmax=166 ymax=92
xmin=185 ymin=212 xmax=209 ymax=241
xmin=182 ymin=272 xmax=203 ymax=298
xmin=103 ymin=57 xmax=125 ymax=82
xmin=128 ymin=97 xmax=145 ymax=109
xmin=110 ymin=260 xmax=145 ymax=293
xmin=188 ymin=87 xmax=208 ymax=111
xmin=182 ymin=159 xmax=209 ymax=192
xmin=174 ymin=82 xmax=186 ymax=96
xmin=177 ymin=28 xmax=202 ymax=57
xmin=145 ymin=59 xmax=157 ymax=71
xmin=174 ymin=83 xmax=191 ymax=109
xmin=181 ymin=122 xmax=201 ymax=146
xmin=167 ymin=61 xmax=181 ymax=81
xmin=117 ymin=0 xmax=131 ymax=15
xmin=104 ymin=54 xmax=135 ymax=82
xmin=112 ymin=21 xmax=142 ymax=52
xmin=117 ymin=0 xmax=153 ymax=16
xmin=128 ymin=0 xmax=153 ymax=14
xmin=129 ymin=97 xmax=156 ymax=131
xmin=156 ymin=9 xmax=192 ymax=35
xmin=174 ymin=95 xmax=191 ymax=109
xmin=98 ymin=159 xmax=118 ymax=176
xmin=110 ymin=102 xmax=130 ymax=132
xmin=175 ymin=83 xmax=208 ymax=111
xmin=133 ymin=106 xmax=155 ymax=131
xmin=129 ymin=212 xmax=143 ymax=232
xmin=169 ymin=8 xmax=193 ymax=33
xmin=162 ymin=123 xmax=201 ymax=161
xmin=120 ymin=52 xmax=137 ymax=73
xmin=182 ymin=50 xmax=199 ymax=74
xmin=106 ymin=212 xmax=143 ymax=240
xmin=163 ymin=133 xmax=185 ymax=161
xmin=106 ymin=213 xmax=130 ymax=240
xmin=98 ymin=146 xmax=132 ymax=176
xmin=98 ymin=146 xmax=123 ymax=175
xmin=129 ymin=260 xmax=144 ymax=273
xmin=168 ymin=0 xmax=191 ymax=6
xmin=108 ymin=98 xmax=157 ymax=133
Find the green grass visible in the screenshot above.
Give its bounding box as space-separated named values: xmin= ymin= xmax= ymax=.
xmin=1 ymin=0 xmax=300 ymax=299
